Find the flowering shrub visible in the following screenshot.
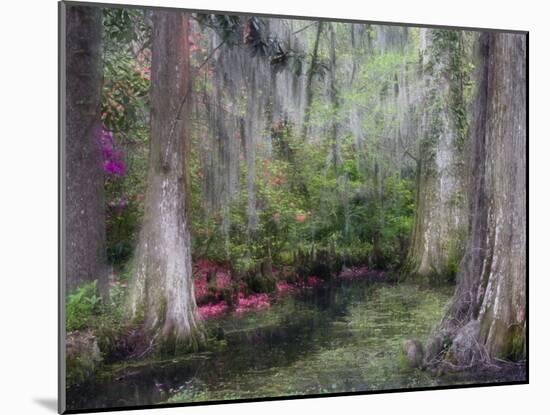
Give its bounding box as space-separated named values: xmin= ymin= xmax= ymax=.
xmin=235 ymin=293 xmax=270 ymax=314
xmin=99 ymin=128 xmax=126 ymax=176
xmin=98 ymin=126 xmax=144 ymax=265
xmin=196 ymin=292 xmax=272 ymax=320
xmin=306 ymin=275 xmax=322 ymax=287
xmin=100 ymin=9 xmax=150 ymax=267
xmin=194 ymin=262 xmax=329 ymax=320
xmin=339 ymin=266 xmax=371 ymax=280
xmin=197 ymin=302 xmax=228 ymax=320
xmin=194 ymin=260 xmax=274 ymax=320
xmin=276 ymin=281 xmax=296 ymax=295
xmin=194 ymin=260 xmax=233 ymax=305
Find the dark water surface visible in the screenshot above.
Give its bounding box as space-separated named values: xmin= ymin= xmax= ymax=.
xmin=67 ymin=280 xmax=523 ymax=410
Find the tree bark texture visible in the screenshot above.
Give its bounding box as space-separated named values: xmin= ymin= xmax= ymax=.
xmin=302 ymin=21 xmax=324 ymax=139
xmin=65 ymin=5 xmax=108 ymax=296
xmin=427 ymin=32 xmax=526 ymax=366
xmin=404 ymin=29 xmax=469 ymax=282
xmin=128 ymin=11 xmax=201 ymax=352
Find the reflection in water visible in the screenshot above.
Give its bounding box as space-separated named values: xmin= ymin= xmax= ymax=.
xmin=67 ymin=280 xmax=522 ymax=411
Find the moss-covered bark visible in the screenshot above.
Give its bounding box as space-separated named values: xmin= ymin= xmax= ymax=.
xmin=404 ymin=29 xmax=469 ymax=282
xmin=127 ymin=11 xmax=202 ymax=354
xmin=301 ymin=21 xmax=324 ymax=140
xmin=426 ymin=32 xmax=526 ymax=367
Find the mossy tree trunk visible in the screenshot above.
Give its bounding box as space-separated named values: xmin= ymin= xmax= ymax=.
xmin=427 ymin=32 xmax=526 ymax=366
xmin=404 ymin=29 xmax=469 ymax=282
xmin=328 ymin=23 xmax=342 ymax=174
xmin=65 ymin=4 xmax=108 ymax=297
xmin=302 ymin=21 xmax=323 ymax=140
xmin=128 ymin=11 xmax=201 ymax=353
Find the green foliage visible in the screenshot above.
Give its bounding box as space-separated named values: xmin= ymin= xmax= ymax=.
xmin=102 ymin=54 xmax=150 ymax=133
xmin=66 ymin=282 xmax=103 ymax=332
xmin=102 ymin=8 xmax=151 ymax=266
xmin=190 ymin=108 xmax=415 ymax=274
xmin=102 ymin=8 xmax=151 ymax=134
xmin=186 ymin=23 xmax=419 ymax=274
xmin=66 ymin=280 xmax=127 ymax=359
xmin=98 ymin=14 xmax=441 ymax=285
xmin=103 ymin=8 xmax=150 ymax=45
xmin=98 ymin=11 xmax=422 ymax=278
xmin=105 ymin=165 xmax=146 ymax=265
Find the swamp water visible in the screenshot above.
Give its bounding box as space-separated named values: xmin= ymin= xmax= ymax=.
xmin=67 ymin=279 xmax=515 ymax=410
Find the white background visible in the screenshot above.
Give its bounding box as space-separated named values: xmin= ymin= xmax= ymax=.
xmin=0 ymin=0 xmax=544 ymax=413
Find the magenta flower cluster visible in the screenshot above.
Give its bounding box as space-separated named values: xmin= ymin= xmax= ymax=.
xmin=100 ymin=128 xmax=126 ymax=176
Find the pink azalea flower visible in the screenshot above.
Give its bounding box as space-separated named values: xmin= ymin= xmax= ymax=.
xmin=235 ymin=293 xmax=271 ymax=313
xmin=198 ymin=301 xmax=228 ymax=320
xmin=98 ymin=127 xmax=126 ymax=177
xmin=276 ymin=281 xmax=296 ymax=295
xmin=306 ymin=275 xmax=322 ymax=287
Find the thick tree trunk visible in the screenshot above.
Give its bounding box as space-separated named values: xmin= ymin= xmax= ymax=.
xmin=128 ymin=11 xmax=201 ymax=353
xmin=404 ymin=29 xmax=468 ymax=282
xmin=65 ymin=5 xmax=108 ymax=296
xmin=426 ymin=32 xmax=526 ymax=367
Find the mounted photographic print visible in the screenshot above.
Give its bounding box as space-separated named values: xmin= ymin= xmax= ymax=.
xmin=59 ymin=1 xmax=528 ymax=413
